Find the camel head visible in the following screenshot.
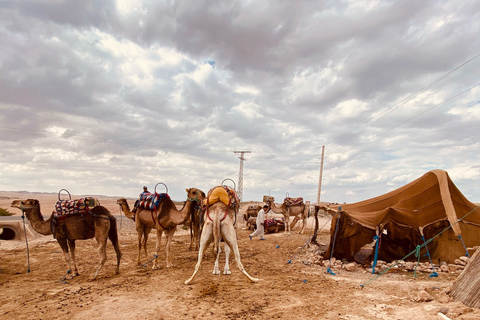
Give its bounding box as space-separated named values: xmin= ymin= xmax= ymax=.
xmin=186 ymin=188 xmax=206 ymax=204
xmin=116 ymin=198 xmax=127 ymax=205
xmin=11 ymin=199 xmax=39 ymax=210
xmin=265 ymin=196 xmax=275 ymax=204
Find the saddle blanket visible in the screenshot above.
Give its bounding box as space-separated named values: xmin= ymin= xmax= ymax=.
xmin=134 ymin=192 xmax=169 ymax=211
xmin=204 ymin=186 xmax=239 ymax=208
xmin=284 ymin=197 xmax=304 ymax=206
xmin=264 ymin=218 xmax=284 ymax=228
xmin=54 ymin=197 xmax=99 ymax=219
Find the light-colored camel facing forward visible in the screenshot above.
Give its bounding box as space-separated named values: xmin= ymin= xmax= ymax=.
xmin=264 ymin=196 xmax=308 ymax=234
xmin=11 ymin=199 xmax=121 ymax=280
xmin=117 ymin=188 xmax=205 ymax=269
xmin=185 ymin=187 xmax=259 ymax=285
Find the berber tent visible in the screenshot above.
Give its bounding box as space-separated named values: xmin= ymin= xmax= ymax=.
xmin=323 ymin=169 xmax=480 ymax=264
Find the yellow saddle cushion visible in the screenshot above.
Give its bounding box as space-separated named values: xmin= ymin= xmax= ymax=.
xmin=204 ymin=186 xmax=239 ymax=208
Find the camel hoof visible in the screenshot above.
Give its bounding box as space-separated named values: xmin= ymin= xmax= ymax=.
xmin=223 ymin=270 xmax=231 ymax=275
xmin=250 ymin=277 xmax=260 ymax=283
xmin=166 ymin=264 xmax=175 ymax=268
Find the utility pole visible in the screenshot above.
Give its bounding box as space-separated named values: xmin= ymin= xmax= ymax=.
xmin=317 ymin=146 xmax=325 ymax=205
xmin=233 ymin=151 xmax=250 ymax=202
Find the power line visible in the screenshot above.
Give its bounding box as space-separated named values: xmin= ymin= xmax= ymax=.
xmin=327 ymin=52 xmax=480 ymax=152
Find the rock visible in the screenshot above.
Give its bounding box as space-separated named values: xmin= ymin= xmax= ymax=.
xmin=440 ymin=265 xmax=449 ymax=272
xmin=438 ymin=307 xmax=449 ymax=314
xmin=454 ymin=259 xmax=466 ymax=266
xmin=344 ymin=263 xmax=356 ymax=272
xmin=415 ymin=290 xmax=434 ymax=302
xmin=436 ymin=292 xmax=451 ymax=303
xmin=459 ymin=256 xmax=469 ymax=264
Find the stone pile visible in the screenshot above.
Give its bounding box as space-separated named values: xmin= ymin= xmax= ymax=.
xmin=314 ymin=255 xmax=472 ymax=274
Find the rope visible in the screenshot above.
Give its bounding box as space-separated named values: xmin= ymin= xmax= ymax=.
xmin=327 ymin=209 xmax=341 ymax=276
xmin=60 ymin=269 xmax=71 ymax=284
xmin=371 ymin=235 xmax=380 ymax=274
xmin=286 ymin=213 xmax=333 ymax=263
xmin=458 ymin=235 xmax=470 ymax=257
xmin=361 ymin=205 xmax=479 ymax=288
xmin=142 ymin=255 xmax=159 ymax=268
xmin=20 ymin=208 xmax=31 ymax=273
xmin=275 ymin=207 xmax=318 ymax=249
xmin=421 ymin=235 xmax=438 ymax=278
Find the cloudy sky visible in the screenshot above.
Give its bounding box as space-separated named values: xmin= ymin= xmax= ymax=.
xmin=1 ymin=0 xmax=479 ymax=204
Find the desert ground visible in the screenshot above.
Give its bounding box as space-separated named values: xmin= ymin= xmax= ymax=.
xmin=0 ymin=191 xmax=479 ymax=320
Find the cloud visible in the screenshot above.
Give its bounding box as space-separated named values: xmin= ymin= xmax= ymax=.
xmin=0 ymin=0 xmax=479 ymax=203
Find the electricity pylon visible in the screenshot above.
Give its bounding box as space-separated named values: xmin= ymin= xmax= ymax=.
xmin=234 ymin=151 xmax=250 ymax=202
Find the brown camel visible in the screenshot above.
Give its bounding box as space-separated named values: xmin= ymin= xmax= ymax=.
xmin=264 ymin=196 xmax=308 ymax=234
xmin=185 ymin=186 xmax=258 ymax=285
xmin=117 ymin=188 xmax=205 ymax=269
xmin=243 ymin=204 xmax=262 ymax=225
xmin=11 ymin=199 xmax=121 ymax=280
xmin=186 ymin=206 xmax=204 ymax=251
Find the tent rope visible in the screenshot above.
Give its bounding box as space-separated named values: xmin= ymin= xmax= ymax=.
xmin=286 ymin=214 xmax=333 ymax=264
xmin=360 ymin=205 xmax=479 ymax=288
xmin=371 ymin=235 xmax=381 ymax=274
xmin=421 ymin=235 xmax=438 ymax=277
xmin=327 ymin=209 xmax=341 ymax=276
xmin=458 ymin=235 xmax=470 ymax=257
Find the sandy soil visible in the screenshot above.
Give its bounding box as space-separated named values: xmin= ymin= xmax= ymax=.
xmin=1 ymin=192 xmax=479 ymax=320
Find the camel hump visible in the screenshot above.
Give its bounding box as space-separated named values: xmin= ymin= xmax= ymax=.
xmin=284 ymin=197 xmax=304 ymax=206
xmin=54 ymin=197 xmax=100 ymax=219
xmin=204 ymin=186 xmax=239 ymax=208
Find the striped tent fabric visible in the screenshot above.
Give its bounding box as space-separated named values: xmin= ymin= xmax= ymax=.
xmin=450 ymin=248 xmax=480 ymax=308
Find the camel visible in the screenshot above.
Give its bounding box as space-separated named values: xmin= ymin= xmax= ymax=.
xmin=243 ymin=204 xmax=262 ymax=225
xmin=187 ymin=206 xmax=204 ymax=251
xmin=247 ymin=216 xmax=285 ymax=234
xmin=185 ymin=201 xmax=259 ymax=284
xmin=264 ymin=196 xmax=308 ymax=234
xmin=117 ymin=188 xmax=205 ymax=269
xmin=11 ymin=199 xmax=121 ymax=280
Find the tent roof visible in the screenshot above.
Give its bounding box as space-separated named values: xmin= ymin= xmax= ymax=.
xmin=338 ymin=169 xmax=480 ymax=236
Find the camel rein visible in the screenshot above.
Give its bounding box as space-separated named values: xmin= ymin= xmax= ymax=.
xmin=19 ymin=206 xmax=32 ymax=273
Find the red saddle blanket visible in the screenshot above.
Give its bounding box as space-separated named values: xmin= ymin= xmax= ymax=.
xmin=54 ymin=197 xmax=98 ymax=220
xmin=284 ymin=197 xmax=304 ymax=206
xmin=264 ymin=218 xmax=284 ymax=228
xmin=134 ymin=192 xmax=169 ymax=212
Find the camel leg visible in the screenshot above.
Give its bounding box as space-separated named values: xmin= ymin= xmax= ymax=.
xmin=164 ymin=228 xmax=176 ymax=268
xmin=111 ymin=237 xmax=122 ymax=275
xmin=213 ymin=243 xmax=222 ymax=275
xmin=92 ymin=236 xmax=108 ymax=280
xmin=67 ymin=239 xmax=80 ymax=277
xmin=284 ymin=212 xmax=291 ymax=233
xmin=185 ymin=221 xmax=213 ymax=285
xmin=152 ymin=228 xmax=164 ymax=270
xmin=299 ymin=215 xmax=307 ymax=234
xmin=143 ymin=227 xmax=151 ymax=260
xmin=222 ymin=223 xmax=259 ymax=283
xmin=136 ymin=220 xmax=145 ymax=266
xmin=58 ymin=239 xmax=74 ymax=279
xmin=223 ymin=244 xmax=231 ymax=275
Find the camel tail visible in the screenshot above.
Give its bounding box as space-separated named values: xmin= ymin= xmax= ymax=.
xmin=213 ymin=210 xmax=221 ymax=258
xmin=108 ymin=214 xmax=119 ymax=245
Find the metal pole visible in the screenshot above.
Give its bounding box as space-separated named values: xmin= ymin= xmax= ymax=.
xmin=316 ymin=146 xmax=325 ymax=205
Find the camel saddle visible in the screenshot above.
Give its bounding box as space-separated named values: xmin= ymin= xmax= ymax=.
xmin=54 ymin=197 xmax=99 ymax=220
xmin=134 ymin=192 xmax=169 ymax=212
xmin=264 ymin=218 xmax=284 ymax=228
xmin=284 ymin=197 xmax=304 ymax=206
xmin=203 ymin=186 xmax=240 ymax=223
xmin=204 ymin=186 xmax=239 ymax=209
